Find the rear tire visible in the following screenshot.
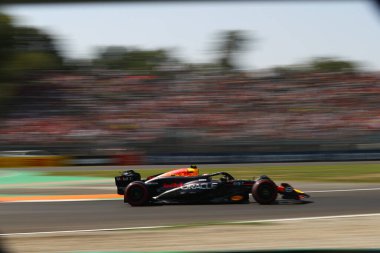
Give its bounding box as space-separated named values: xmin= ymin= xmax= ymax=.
xmin=252 ymin=179 xmax=278 ymax=205
xmin=124 ymin=181 xmax=150 ymax=206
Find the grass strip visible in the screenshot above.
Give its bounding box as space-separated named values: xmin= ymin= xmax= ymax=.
xmin=44 ymin=163 xmax=380 ymax=183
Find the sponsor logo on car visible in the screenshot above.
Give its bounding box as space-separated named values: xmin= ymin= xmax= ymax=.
xmin=181 ymin=182 xmax=216 ymax=190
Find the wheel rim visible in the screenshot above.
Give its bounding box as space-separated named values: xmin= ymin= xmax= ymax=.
xmin=129 ymin=186 xmax=145 ymax=202
xmin=254 ymin=181 xmax=277 ymax=203
xmin=260 ymin=185 xmax=273 ymax=199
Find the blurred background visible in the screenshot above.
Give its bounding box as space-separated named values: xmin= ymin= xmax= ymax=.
xmin=1 ymin=0 xmax=380 ymax=164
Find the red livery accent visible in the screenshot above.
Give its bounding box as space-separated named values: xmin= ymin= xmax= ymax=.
xmin=277 ymin=186 xmax=285 ymax=193
xmin=163 ymin=182 xmax=184 ymax=189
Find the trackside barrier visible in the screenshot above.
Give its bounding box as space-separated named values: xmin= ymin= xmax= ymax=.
xmin=66 ymin=153 xmax=144 ymax=166
xmin=145 ymin=150 xmax=380 ymax=164
xmin=0 ymin=153 xmax=144 ymax=167
xmin=113 ymin=152 xmax=144 ymax=166
xmin=0 ymin=156 xmax=68 ymax=167
xmin=3 ymin=151 xmax=380 ymax=167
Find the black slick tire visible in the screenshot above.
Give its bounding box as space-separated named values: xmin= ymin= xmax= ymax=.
xmin=252 ymin=179 xmax=278 ymax=205
xmin=124 ymin=181 xmax=150 ymax=206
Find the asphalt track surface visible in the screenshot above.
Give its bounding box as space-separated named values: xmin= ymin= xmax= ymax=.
xmin=1 ymin=189 xmax=380 ymax=234
xmin=1 ymin=163 xmax=380 ymax=234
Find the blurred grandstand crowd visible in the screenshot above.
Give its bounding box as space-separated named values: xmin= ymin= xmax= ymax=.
xmin=1 ymin=69 xmax=380 ymax=154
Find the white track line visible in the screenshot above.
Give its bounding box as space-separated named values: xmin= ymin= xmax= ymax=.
xmin=0 ymin=226 xmax=172 ymax=237
xmin=2 ymin=213 xmax=380 ymax=237
xmin=307 ymin=187 xmax=380 ymax=193
xmin=229 ymin=213 xmax=380 ymax=224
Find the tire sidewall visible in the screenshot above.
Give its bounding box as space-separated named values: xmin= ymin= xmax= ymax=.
xmin=125 ymin=181 xmax=149 ymax=206
xmin=252 ymin=179 xmax=278 ymax=205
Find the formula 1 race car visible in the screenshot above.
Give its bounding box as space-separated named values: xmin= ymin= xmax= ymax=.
xmin=114 ymin=166 xmax=310 ymax=206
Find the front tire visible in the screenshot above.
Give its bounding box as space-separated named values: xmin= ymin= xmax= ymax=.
xmin=124 ymin=181 xmax=150 ymax=206
xmin=252 ymin=179 xmax=278 ymax=205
